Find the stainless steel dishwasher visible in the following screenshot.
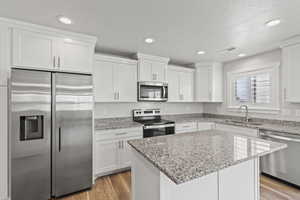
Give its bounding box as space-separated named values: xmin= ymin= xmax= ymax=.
xmin=260 ymin=130 xmax=300 ymax=186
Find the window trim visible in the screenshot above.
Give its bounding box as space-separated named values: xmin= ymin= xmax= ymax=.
xmin=226 ymin=63 xmax=280 ymax=114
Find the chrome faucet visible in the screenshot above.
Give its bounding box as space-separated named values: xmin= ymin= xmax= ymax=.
xmin=239 ymin=105 xmax=249 ymax=122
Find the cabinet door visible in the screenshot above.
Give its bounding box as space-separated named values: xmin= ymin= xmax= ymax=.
xmin=219 ymin=160 xmax=255 ymax=200
xmin=151 ymin=62 xmax=166 ymax=82
xmin=94 ymin=60 xmax=115 ymax=102
xmin=0 ymin=86 xmax=8 ymax=200
xmin=167 ymin=69 xmax=180 ymax=101
xmin=94 ymin=139 xmax=119 ymax=175
xmin=58 ymin=39 xmax=94 ymax=73
xmin=283 ymin=44 xmax=300 ymax=102
xmin=114 ymin=63 xmax=137 ymax=102
xmin=138 ymin=60 xmax=152 ymax=81
xmin=119 ymin=136 xmax=142 ymax=169
xmin=12 ymin=29 xmax=55 ymax=69
xmin=180 ymin=71 xmax=194 ymax=101
xmin=0 ymin=25 xmax=10 ymax=86
xmin=195 ymin=66 xmax=212 ymax=102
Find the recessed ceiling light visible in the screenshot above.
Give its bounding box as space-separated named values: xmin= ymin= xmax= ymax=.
xmin=265 ymin=19 xmax=281 ymax=27
xmin=145 ymin=38 xmax=155 ymax=44
xmin=238 ymin=53 xmax=246 ymax=57
xmin=57 ymin=16 xmax=72 ymax=25
xmin=64 ymin=38 xmax=73 ymax=42
xmin=197 ymin=51 xmax=206 ymax=55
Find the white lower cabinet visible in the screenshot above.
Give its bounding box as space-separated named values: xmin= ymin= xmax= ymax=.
xmin=198 ymin=122 xmax=215 ymax=131
xmin=215 ymin=124 xmax=259 ymax=137
xmin=175 ymin=122 xmax=198 ymax=134
xmin=95 ymin=139 xmax=119 ymax=175
xmin=219 ymin=160 xmax=257 ymax=200
xmin=176 ymin=122 xmax=215 ymax=134
xmin=94 ymin=127 xmax=142 ymax=177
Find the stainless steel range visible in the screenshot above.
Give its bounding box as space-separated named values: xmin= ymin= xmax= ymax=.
xmin=10 ymin=68 xmax=93 ymax=200
xmin=133 ymin=109 xmax=175 ymax=138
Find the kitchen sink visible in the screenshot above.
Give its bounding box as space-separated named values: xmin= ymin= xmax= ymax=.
xmin=225 ymin=120 xmax=263 ymax=126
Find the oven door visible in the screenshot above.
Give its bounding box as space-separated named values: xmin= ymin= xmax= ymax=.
xmin=138 ymin=82 xmax=168 ymax=102
xmin=143 ymin=124 xmax=175 ymax=138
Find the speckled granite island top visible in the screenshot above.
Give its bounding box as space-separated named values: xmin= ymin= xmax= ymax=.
xmin=128 ymin=130 xmax=286 ymax=184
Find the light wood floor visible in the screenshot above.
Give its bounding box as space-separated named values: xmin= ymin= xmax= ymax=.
xmin=59 ymin=171 xmax=300 ymax=200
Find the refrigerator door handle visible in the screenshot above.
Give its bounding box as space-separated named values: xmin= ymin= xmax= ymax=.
xmin=59 ymin=127 xmax=62 ymax=152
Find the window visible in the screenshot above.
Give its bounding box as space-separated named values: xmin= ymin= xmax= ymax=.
xmin=227 ymin=64 xmax=279 ymax=112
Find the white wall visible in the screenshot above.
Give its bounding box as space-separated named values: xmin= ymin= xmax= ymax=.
xmin=95 ymin=102 xmax=203 ymax=118
xmin=204 ymin=49 xmax=300 ymax=121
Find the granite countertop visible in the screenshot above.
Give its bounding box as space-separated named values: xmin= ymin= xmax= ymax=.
xmin=164 ymin=114 xmax=300 ymax=135
xmin=94 ymin=117 xmax=142 ymax=130
xmin=128 ymin=130 xmax=287 ymax=184
xmin=94 ymin=114 xmax=300 ymax=135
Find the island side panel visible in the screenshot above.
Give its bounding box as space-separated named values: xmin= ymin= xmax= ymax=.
xmin=130 ymin=147 xmax=161 ymax=200
xmin=219 ymin=159 xmax=259 ymax=200
xmin=160 ymin=172 xmax=218 ymax=200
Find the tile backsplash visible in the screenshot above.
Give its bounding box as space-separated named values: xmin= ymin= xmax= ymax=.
xmin=94 ymin=102 xmax=204 ymax=119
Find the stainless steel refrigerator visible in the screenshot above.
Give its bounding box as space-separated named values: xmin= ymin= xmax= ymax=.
xmin=10 ymin=68 xmax=93 ymax=200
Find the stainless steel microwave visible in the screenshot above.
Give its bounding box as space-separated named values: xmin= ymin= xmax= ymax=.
xmin=138 ymin=82 xmax=168 ymax=102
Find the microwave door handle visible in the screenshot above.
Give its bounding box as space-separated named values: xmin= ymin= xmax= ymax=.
xmin=163 ymin=86 xmax=166 ymax=98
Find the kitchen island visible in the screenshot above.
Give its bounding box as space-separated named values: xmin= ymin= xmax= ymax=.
xmin=128 ymin=130 xmax=286 ymax=200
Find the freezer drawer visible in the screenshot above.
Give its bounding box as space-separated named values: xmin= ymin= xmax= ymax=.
xmin=260 ymin=130 xmax=300 ymax=186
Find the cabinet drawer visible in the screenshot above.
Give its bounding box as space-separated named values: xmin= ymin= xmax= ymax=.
xmin=176 ymin=122 xmax=198 ymax=134
xmin=198 ymin=122 xmax=215 ymax=131
xmin=95 ymin=127 xmax=143 ymax=141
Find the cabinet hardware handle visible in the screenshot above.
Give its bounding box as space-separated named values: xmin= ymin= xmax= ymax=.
xmin=53 ymin=56 xmax=56 ymax=68
xmin=58 ymin=56 xmax=61 ymax=68
xmin=284 ymin=88 xmax=287 ymax=101
xmin=116 ymin=132 xmax=127 ymax=136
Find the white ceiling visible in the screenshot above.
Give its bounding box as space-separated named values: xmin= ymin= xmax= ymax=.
xmin=1 ymin=0 xmax=300 ymax=65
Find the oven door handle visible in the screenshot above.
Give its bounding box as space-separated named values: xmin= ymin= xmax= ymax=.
xmin=144 ymin=124 xmax=175 ymax=130
xmin=261 ymin=133 xmax=300 ymax=143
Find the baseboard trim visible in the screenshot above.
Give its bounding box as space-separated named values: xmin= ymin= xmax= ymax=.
xmin=94 ymin=167 xmax=131 ymax=180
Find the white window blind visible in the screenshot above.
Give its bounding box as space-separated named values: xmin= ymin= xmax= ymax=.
xmin=234 ymin=73 xmax=271 ymax=104
xmin=227 ymin=63 xmax=279 ymax=112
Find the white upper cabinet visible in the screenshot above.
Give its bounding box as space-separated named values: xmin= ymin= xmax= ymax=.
xmin=136 ymin=53 xmax=169 ymax=82
xmin=281 ymin=40 xmax=300 ymax=103
xmin=167 ymin=65 xmax=194 ymax=102
xmin=94 ymin=59 xmax=115 ymax=102
xmin=114 ymin=62 xmax=137 ymax=102
xmin=58 ymin=39 xmax=94 ymax=73
xmin=94 ymin=54 xmax=137 ymax=102
xmin=12 ymin=29 xmax=56 ymax=70
xmin=0 ymin=24 xmax=10 ymax=86
xmin=195 ymin=62 xmax=223 ymax=102
xmin=12 ymin=28 xmax=96 ymax=73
